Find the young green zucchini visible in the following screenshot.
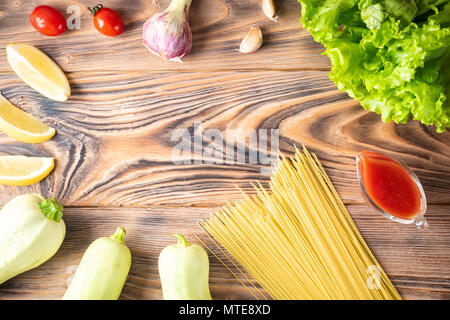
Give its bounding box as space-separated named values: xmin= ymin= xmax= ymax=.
xmin=0 ymin=194 xmax=66 ymax=285
xmin=159 ymin=234 xmax=212 ymax=300
xmin=63 ymin=227 xmax=132 ymax=300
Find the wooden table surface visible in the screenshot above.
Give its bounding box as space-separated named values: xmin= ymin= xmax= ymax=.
xmin=0 ymin=0 xmax=449 ymax=300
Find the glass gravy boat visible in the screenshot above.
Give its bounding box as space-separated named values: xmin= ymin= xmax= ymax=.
xmin=356 ymin=151 xmax=428 ymax=230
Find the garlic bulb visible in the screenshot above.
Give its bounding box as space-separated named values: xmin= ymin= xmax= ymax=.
xmin=239 ymin=27 xmax=263 ymax=53
xmin=143 ymin=0 xmax=193 ymax=63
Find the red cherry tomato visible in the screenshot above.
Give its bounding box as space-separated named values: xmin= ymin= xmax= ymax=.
xmin=89 ymin=5 xmax=123 ymax=37
xmin=30 ymin=5 xmax=67 ymax=36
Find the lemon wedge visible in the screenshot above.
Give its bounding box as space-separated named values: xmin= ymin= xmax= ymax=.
xmin=6 ymin=43 xmax=70 ymax=102
xmin=0 ymin=93 xmax=56 ymax=143
xmin=0 ymin=156 xmax=54 ymax=186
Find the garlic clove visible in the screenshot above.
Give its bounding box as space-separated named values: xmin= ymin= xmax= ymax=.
xmin=239 ymin=27 xmax=263 ymax=54
xmin=262 ymin=0 xmax=278 ymax=22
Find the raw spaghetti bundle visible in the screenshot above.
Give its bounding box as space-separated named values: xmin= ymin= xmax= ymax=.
xmin=200 ymin=147 xmax=401 ymax=300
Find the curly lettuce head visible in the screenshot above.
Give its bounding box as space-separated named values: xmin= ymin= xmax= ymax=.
xmin=299 ymin=0 xmax=450 ymax=132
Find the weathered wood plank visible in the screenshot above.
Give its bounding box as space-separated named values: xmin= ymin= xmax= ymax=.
xmin=0 ymin=0 xmax=329 ymax=72
xmin=0 ymin=0 xmax=448 ymax=301
xmin=0 ymin=70 xmax=448 ymax=206
xmin=0 ymin=205 xmax=448 ymax=300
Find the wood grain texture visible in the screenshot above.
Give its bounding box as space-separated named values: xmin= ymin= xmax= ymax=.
xmin=0 ymin=71 xmax=448 ymax=206
xmin=0 ymin=205 xmax=448 ymax=300
xmin=0 ymin=0 xmax=329 ymax=72
xmin=0 ymin=0 xmax=449 ymax=300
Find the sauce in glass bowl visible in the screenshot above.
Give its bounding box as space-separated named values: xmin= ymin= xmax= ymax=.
xmin=356 ymin=150 xmax=427 ymax=229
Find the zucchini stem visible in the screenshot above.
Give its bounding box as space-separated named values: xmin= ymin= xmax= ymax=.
xmin=39 ymin=198 xmax=64 ymax=222
xmin=111 ymin=227 xmax=127 ymax=243
xmin=174 ymin=234 xmax=189 ymax=247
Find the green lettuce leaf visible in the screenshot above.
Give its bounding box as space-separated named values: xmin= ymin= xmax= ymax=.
xmin=299 ymin=0 xmax=450 ymax=132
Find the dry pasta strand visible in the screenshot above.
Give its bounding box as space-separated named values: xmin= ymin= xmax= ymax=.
xmin=200 ymin=146 xmax=401 ymax=300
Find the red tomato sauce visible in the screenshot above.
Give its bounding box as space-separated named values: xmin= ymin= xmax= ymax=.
xmin=357 ymin=151 xmax=421 ymax=220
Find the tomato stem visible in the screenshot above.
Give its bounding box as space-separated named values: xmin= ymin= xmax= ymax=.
xmin=88 ymin=4 xmax=104 ymax=16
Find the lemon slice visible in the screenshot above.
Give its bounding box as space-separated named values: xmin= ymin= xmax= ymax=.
xmin=6 ymin=43 xmax=70 ymax=102
xmin=0 ymin=156 xmax=54 ymax=186
xmin=0 ymin=93 xmax=56 ymax=143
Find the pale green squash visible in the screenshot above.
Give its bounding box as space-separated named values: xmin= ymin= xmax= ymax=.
xmin=0 ymin=194 xmax=66 ymax=285
xmin=63 ymin=227 xmax=132 ymax=300
xmin=158 ymin=234 xmax=212 ymax=300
